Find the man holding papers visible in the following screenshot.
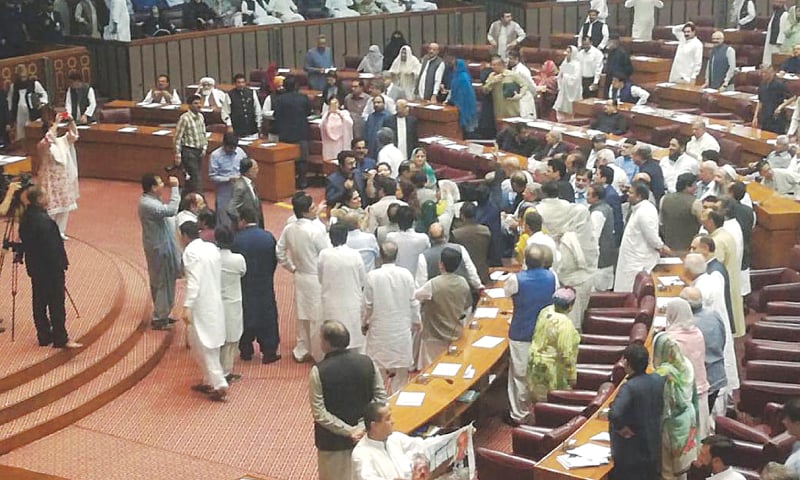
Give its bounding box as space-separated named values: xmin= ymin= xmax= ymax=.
xmin=503 ymin=244 xmax=556 ymax=425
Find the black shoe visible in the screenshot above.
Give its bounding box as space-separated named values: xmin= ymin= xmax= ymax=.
xmin=240 ymin=354 xmax=253 ymax=361
xmin=167 ymin=317 xmax=178 ymax=324
xmin=262 ymin=353 xmax=282 ymax=364
xmin=38 ymin=339 xmax=52 ymax=346
xmin=225 ymin=373 xmax=242 ymax=383
xmin=151 ymin=320 xmax=172 ymax=330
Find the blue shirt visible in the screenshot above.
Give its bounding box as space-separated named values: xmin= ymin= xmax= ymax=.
xmin=304 ymin=47 xmax=333 ymax=91
xmin=509 ymin=268 xmax=556 ymax=342
xmin=209 ymin=146 xmax=247 ymax=185
xmin=614 ymin=155 xmax=639 ymax=183
xmin=786 ymin=442 xmax=800 ymax=474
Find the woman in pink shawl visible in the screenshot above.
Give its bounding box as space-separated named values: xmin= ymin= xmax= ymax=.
xmin=534 ymin=60 xmax=559 ymax=117
xmin=37 ymin=106 xmax=79 ymax=239
xmin=320 ymin=97 xmax=353 ymax=161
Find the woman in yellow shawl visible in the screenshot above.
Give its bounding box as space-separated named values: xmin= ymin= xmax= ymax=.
xmin=653 ymin=329 xmax=700 ymax=480
xmin=527 ymin=287 xmax=581 ymax=403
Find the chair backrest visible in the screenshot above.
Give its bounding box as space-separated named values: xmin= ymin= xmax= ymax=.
xmin=475 ymin=448 xmax=537 ymax=480
xmin=632 ymin=270 xmax=656 ymax=301
xmin=98 ymin=108 xmax=131 ymax=124
xmin=538 ymin=416 xmax=587 ymax=457
xmin=718 ymin=136 xmax=743 ymax=167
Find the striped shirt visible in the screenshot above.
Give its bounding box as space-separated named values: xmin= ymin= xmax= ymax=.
xmin=174 ymin=110 xmax=207 ymax=153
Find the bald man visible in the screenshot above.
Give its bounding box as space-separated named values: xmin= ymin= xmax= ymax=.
xmin=705 ymin=31 xmax=736 ymax=90
xmin=416 ymin=223 xmax=484 ymax=290
xmin=382 ymin=99 xmax=418 ymax=161
xmin=696 ymin=161 xmax=722 ymax=200
xmin=417 ymin=42 xmax=445 ymax=102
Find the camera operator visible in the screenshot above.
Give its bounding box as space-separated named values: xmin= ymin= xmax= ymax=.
xmin=18 ymin=185 xmax=82 ymax=349
xmin=0 ymin=182 xmax=22 ymax=216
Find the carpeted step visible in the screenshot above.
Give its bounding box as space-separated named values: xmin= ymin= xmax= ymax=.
xmin=0 ymin=253 xmax=153 ymax=426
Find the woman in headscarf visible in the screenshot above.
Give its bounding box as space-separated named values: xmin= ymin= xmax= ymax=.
xmin=37 ymin=106 xmax=79 ymax=239
xmin=435 ymin=179 xmax=460 ymax=240
xmin=446 ymin=59 xmax=478 ymax=135
xmin=534 ymin=60 xmax=559 ymax=116
xmin=653 ymin=330 xmax=700 ymax=480
xmin=358 ymin=45 xmax=385 ymax=74
xmin=527 ymin=287 xmax=581 ymax=403
xmin=410 ymin=147 xmax=436 ymax=188
xmin=553 ymin=46 xmax=582 ymax=121
xmin=320 ymin=97 xmax=354 ymax=161
xmin=384 ymin=30 xmax=408 ymax=71
xmin=388 ymin=45 xmax=422 ymax=100
xmin=415 ymin=200 xmax=438 ymax=233
xmin=397 ymin=178 xmax=420 ymax=215
xmin=781 ymin=5 xmax=800 ymax=53
xmin=665 ymin=297 xmax=710 ymax=440
xmin=554 ymin=204 xmax=597 ymax=330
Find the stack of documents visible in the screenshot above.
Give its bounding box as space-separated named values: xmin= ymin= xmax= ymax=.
xmin=471 ymin=336 xmax=505 ymax=349
xmin=658 ymin=276 xmax=685 ymax=287
xmin=556 ymin=442 xmax=611 ymax=469
xmin=657 ymin=257 xmax=683 ymax=265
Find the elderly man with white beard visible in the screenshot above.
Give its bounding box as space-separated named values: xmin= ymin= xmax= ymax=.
xmin=195 ymin=77 xmax=230 ymax=115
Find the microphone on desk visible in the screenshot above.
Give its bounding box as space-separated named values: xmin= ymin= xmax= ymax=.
xmin=446 ymin=313 xmax=468 ymax=356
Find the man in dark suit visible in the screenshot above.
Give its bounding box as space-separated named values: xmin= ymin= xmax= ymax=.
xmin=382 ymin=99 xmax=418 ymax=161
xmin=533 ymin=130 xmax=569 ymax=161
xmin=19 ymin=186 xmax=81 ymax=348
xmin=227 ymin=157 xmax=264 ymax=229
xmin=609 ymin=343 xmax=665 ymax=480
xmin=232 ymin=206 xmax=280 ymax=363
xmin=450 ymin=202 xmax=492 ymax=286
xmin=691 ymin=235 xmax=734 ymax=332
xmin=590 ymin=100 xmax=628 ymax=136
xmin=325 ymin=150 xmax=365 ymax=206
xmin=274 ymin=76 xmax=312 ymax=188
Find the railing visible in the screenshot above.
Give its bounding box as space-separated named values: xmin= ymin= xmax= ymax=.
xmin=0 ymin=46 xmax=91 ymax=105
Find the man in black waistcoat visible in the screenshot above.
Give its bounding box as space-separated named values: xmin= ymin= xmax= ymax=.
xmin=274 ymin=76 xmax=312 ymax=188
xmin=578 ymin=9 xmax=609 ymax=49
xmin=226 ymin=73 xmax=262 ymax=138
xmin=19 ymin=186 xmax=82 ymax=349
xmin=309 ymin=320 xmax=386 ymax=480
xmin=416 ymin=42 xmax=445 ymax=102
xmin=65 ymin=72 xmax=97 ymax=124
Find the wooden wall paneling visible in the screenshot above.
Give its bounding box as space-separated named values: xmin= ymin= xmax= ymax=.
xmin=129 ymin=45 xmax=144 ymax=101
xmin=462 ymin=11 xmax=475 ymax=45
xmin=243 ymin=31 xmax=259 ymax=73
xmin=564 ymin=3 xmax=581 ymax=36
xmin=357 ymin=20 xmax=371 ymax=56
xmin=153 ymin=42 xmax=168 ymax=88
xmin=422 ymin=14 xmax=437 ymax=45
xmin=205 ymin=37 xmax=220 ymax=82
xmin=538 ymin=7 xmax=552 ymax=48
xmin=140 ymin=44 xmax=156 ymax=100
xmin=219 ymin=35 xmax=234 ymax=83
xmin=179 ymin=39 xmax=195 ymax=93
xmin=230 ymin=32 xmax=245 ymax=77
xmin=699 ymin=0 xmax=713 ymax=18
xmin=332 ymin=21 xmax=348 ymax=68
xmin=166 ymin=41 xmax=182 ymax=96
xmin=191 ymin=38 xmax=206 ymax=86
xmin=474 ymin=9 xmax=487 ymax=45
xmin=296 ymin=25 xmax=311 ymax=72
xmin=372 ymin=18 xmax=388 ymax=57
xmin=685 ymin=0 xmax=700 ymax=20
xmin=280 ymin=27 xmax=295 ymax=68
xmin=254 ymin=29 xmax=269 ymax=72
xmin=117 ymin=44 xmax=132 ymax=100
xmin=407 ymin=15 xmax=423 ymax=54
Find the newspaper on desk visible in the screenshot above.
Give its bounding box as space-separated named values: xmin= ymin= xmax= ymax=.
xmin=422 ymin=425 xmax=476 ymax=480
xmin=0 ymin=155 xmax=27 ymax=166
xmin=556 ymin=442 xmax=611 ymax=469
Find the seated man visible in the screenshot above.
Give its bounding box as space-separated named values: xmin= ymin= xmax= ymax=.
xmin=780 ymin=44 xmax=800 ymax=75
xmin=195 ymin=77 xmax=230 ymax=114
xmin=143 ymin=74 xmax=182 ymax=105
xmin=64 ymin=72 xmax=97 ymax=124
xmin=758 ymin=134 xmax=794 ymax=169
xmin=183 ymin=0 xmax=220 ymax=29
xmin=694 ymin=435 xmax=747 ymax=480
xmin=325 ymin=0 xmax=359 ymax=17
xmin=590 ymin=100 xmax=627 ymax=135
xmin=783 ymin=398 xmax=800 ymax=473
xmin=497 ymin=123 xmax=538 ymax=158
xmin=757 ymin=159 xmax=800 ymax=196
xmin=607 ymin=75 xmax=649 ymax=105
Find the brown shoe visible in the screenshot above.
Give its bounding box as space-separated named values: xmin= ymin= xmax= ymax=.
xmin=191 ymin=384 xmax=214 ymax=394
xmin=53 ymin=340 xmax=83 ymax=349
xmin=208 ymin=387 xmax=228 ymax=402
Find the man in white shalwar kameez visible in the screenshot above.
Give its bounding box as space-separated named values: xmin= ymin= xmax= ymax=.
xmin=104 ymin=0 xmax=130 ymax=41
xmin=684 ymin=255 xmax=739 ymax=416
xmin=625 ymin=0 xmax=663 ymax=40
xmin=487 ymin=12 xmax=527 ymax=61
xmin=407 ymin=0 xmax=436 ymax=11
xmin=326 ymin=0 xmax=360 ymax=17
xmin=241 ymin=0 xmax=281 ymax=24
xmin=669 ymin=23 xmax=704 ymax=83
xmin=180 ymin=222 xmax=229 ymax=401
xmin=764 ymin=1 xmax=789 ymax=66
xmin=267 ymin=0 xmax=304 ymax=21
xmin=277 ymin=193 xmax=331 ymax=363
xmin=509 ymin=50 xmax=538 ymax=118
xmin=614 ymin=182 xmax=668 ymax=292
xmin=216 ymin=227 xmax=247 ymax=380
xmin=376 ymin=0 xmax=405 ymax=13
xmin=318 ymin=224 xmax=367 ymax=361
xmin=363 ymin=241 xmax=420 ymax=394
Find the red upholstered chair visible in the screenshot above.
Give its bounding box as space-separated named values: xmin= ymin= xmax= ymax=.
xmin=512 ymin=415 xmax=588 ymax=461
xmin=767 ymin=302 xmax=800 ymax=316
xmin=583 ymin=315 xmax=639 ymax=337
xmin=761 ymin=283 xmax=800 ymax=314
xmin=546 ymin=381 xmax=616 ymax=415
xmin=718 ymin=136 xmax=744 ymax=166
xmin=628 ymin=40 xmax=662 ymax=56
xmin=746 ymin=360 xmax=800 ymax=384
xmin=519 ymin=34 xmax=541 ymax=48
xmin=739 ymin=380 xmax=800 ymax=417
xmin=758 ymin=315 xmax=800 ymax=325
xmin=652 ymin=26 xmax=673 ymax=41
xmin=733 ymin=70 xmax=762 ymax=94
xmin=530 ymin=402 xmax=586 ymax=428
xmin=748 ymin=322 xmax=800 ymax=343
xmin=716 ymin=403 xmax=785 ymax=440
xmin=98 ymin=108 xmax=131 ymax=124
xmin=581 ymin=321 xmax=649 ymax=346
xmin=744 ymin=336 xmax=800 ymax=363
xmin=475 ymin=448 xmax=537 ymax=480
xmin=577 ymin=344 xmax=625 ymax=366
xmin=343 ymin=55 xmax=361 ymax=69
xmin=747 ymin=270 xmax=800 ymax=312
xmin=575 ymin=367 xmax=614 ymax=391
xmin=584 ymin=295 xmax=656 ymax=328
xmin=627 ymin=114 xmax=681 ymax=147
xmin=587 ymin=271 xmax=654 ymax=309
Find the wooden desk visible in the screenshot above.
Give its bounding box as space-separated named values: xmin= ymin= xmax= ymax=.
xmin=23 ymin=123 xmax=299 ymax=202
xmin=103 ymin=99 xmax=225 ymax=126
xmin=0 ymin=156 xmax=32 ymax=176
xmin=719 ymin=28 xmax=766 ymax=46
xmin=533 ymin=262 xmax=684 ymax=480
xmin=572 ymin=98 xmax=776 ymax=164
xmin=746 ymin=180 xmax=800 ymax=268
xmin=409 ymin=102 xmax=463 ymax=140
xmin=391 ymin=270 xmax=516 ymax=435
xmin=629 ymin=56 xmax=672 ymax=85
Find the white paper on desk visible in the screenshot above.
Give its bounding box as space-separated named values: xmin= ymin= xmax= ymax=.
xmin=719 ymin=90 xmax=739 ymax=96
xmin=653 ymin=315 xmax=667 ymax=329
xmin=238 ymin=140 xmax=253 ymax=146
xmin=631 ymin=105 xmax=655 ymax=114
xmin=503 ymin=116 xmax=527 ymax=123
xmin=200 ymin=107 xmax=214 ymax=112
xmin=472 ymin=336 xmax=505 ymax=349
xmin=0 ymin=155 xmax=27 ymax=165
xmin=118 ymin=127 xmax=138 ymax=133
xmin=424 ymin=104 xmax=444 ymax=111
xmin=557 ymin=455 xmax=607 ymax=469
xmin=468 ymin=62 xmax=482 ymax=67
xmin=708 ymin=124 xmax=727 ymax=131
xmin=358 ymin=73 xmax=375 ymax=79
xmin=419 ymin=136 xmax=441 ymax=143
xmin=741 ymin=66 xmax=757 ymax=72
xmin=564 ymin=130 xmax=586 ymax=138
xmin=260 ymin=142 xmax=277 ymax=148
xmin=446 ymin=144 xmax=469 ymax=151
xmin=590 ymin=432 xmax=611 ymax=443
xmin=484 ymin=288 xmax=506 ymax=299
xmin=785 ymin=74 xmax=799 ymax=80
xmin=431 ymin=363 xmax=462 ymax=377
xmin=152 ymin=129 xmax=172 ymax=136
xmin=136 ymin=101 xmax=149 ymax=106
xmin=630 ymin=55 xmax=651 ymax=61
xmin=702 ymin=88 xmax=718 ymax=93
xmin=656 ymin=82 xmax=676 ymax=88
xmin=186 ymin=84 xmax=199 ymax=89
xmin=489 ymin=270 xmax=511 ymax=281
xmin=586 ymin=129 xmax=603 ymax=137
xmin=277 ymin=68 xmax=291 ymax=73
xmin=141 ymin=102 xmax=161 ymax=109
xmin=749 ymin=95 xmax=759 ymax=101
xmin=592 ymin=99 xmax=606 ymax=104
xmin=76 ymin=125 xmax=92 ymax=130
xmin=473 ymin=307 xmax=499 ymax=318
xmin=396 ymin=391 xmax=425 ymax=407
xmin=529 ymin=121 xmax=553 ymax=130
xmin=406 ymin=102 xmax=421 ymax=107
xmin=436 ymin=139 xmax=456 ymax=146
xmin=723 ymin=28 xmax=737 ymax=32
xmin=241 ymin=134 xmax=259 ymax=141
xmin=567 ymin=442 xmax=611 ymax=460
xmin=658 ymin=257 xmax=683 ymax=265
xmin=767 ymin=139 xmax=777 ymax=145
xmin=658 ymin=275 xmax=685 ymax=287
xmin=664 ymin=40 xmax=680 ymax=45
xmin=161 ymin=104 xmax=180 ymax=110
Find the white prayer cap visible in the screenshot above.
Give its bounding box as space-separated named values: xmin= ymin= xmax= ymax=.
xmin=199 ymin=77 xmax=215 ymax=86
xmin=720 ymin=164 xmax=737 ymax=182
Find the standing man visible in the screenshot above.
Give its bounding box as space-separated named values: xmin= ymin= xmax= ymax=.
xmin=19 ymin=186 xmax=81 ymax=349
xmin=215 ymin=226 xmax=247 ymax=382
xmin=376 ymin=128 xmax=405 ymax=177
xmin=363 ymin=241 xmax=420 ymax=394
xmin=277 ymin=192 xmax=331 ymax=363
xmin=625 ymin=0 xmax=664 ymax=40
xmin=578 ymin=9 xmax=609 ymax=49
xmin=309 ymin=320 xmax=386 ymax=480
xmin=614 ymin=182 xmax=669 ymax=292
xmin=669 ymin=22 xmax=704 ymax=84
xmin=451 ymin=202 xmax=492 ymax=286
xmin=487 ymin=11 xmax=526 ymax=61
xmin=143 ymin=74 xmax=181 ymax=105
xmin=482 ymin=55 xmax=528 ymax=120
xmin=587 ymin=184 xmax=618 ymax=291
xmin=326 ymin=150 xmax=365 ymax=205
xmin=504 ymin=244 xmax=557 ymax=425
xmin=608 ymin=344 xmax=666 ymax=479
xmin=660 ymin=173 xmax=701 ymax=252
xmin=508 ymin=50 xmax=539 ymax=118
xmin=227 ymin=73 xmax=262 ymax=138
xmin=702 ymin=209 xmax=744 ymax=337
xmin=64 ymin=72 xmax=96 ymax=124
xmin=660 ymin=137 xmax=699 ymax=193
xmin=734 ymin=0 xmax=756 ymax=29
xmin=364 ymin=95 xmax=391 ymax=159
xmin=232 ymin=206 xmax=281 ymax=364
xmin=705 ymin=31 xmax=737 ymax=90
xmin=754 ymin=65 xmax=790 ymax=133
xmin=386 ymin=205 xmax=430 ymax=274
xmin=209 ymin=132 xmax=246 ymax=228
xmin=577 ymin=36 xmax=604 ymax=98
xmin=633 ymin=145 xmax=666 ymax=202
xmin=416 ymin=42 xmax=445 ymax=102
xmin=305 ymin=35 xmax=334 ymax=91
xmin=273 ymin=76 xmax=311 ymax=189
xmin=382 ymin=99 xmax=417 ymax=161
xmin=138 ymin=173 xmax=181 ymax=331
xmin=318 ymin=223 xmax=368 ymax=359
xmin=604 ymin=34 xmax=633 ymax=81
xmin=174 ymin=94 xmax=208 ymax=195
xmin=344 ymin=80 xmax=368 ymax=139
xmin=180 ymin=221 xmax=228 ymax=402
xmin=226 ymin=157 xmax=264 ymax=228
xmin=104 ymin=0 xmax=130 ymax=41
xmin=763 ymin=0 xmax=788 ymax=67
